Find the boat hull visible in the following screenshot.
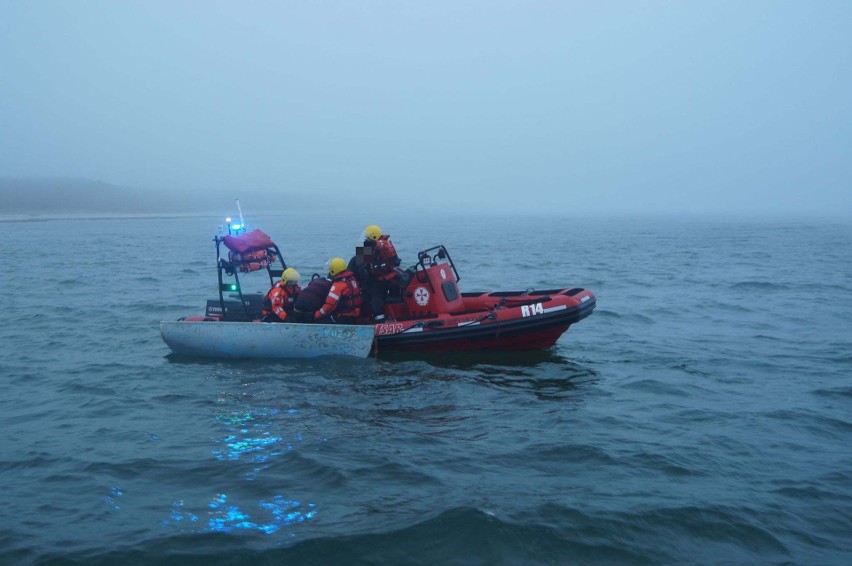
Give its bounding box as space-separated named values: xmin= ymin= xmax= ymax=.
xmin=376 ymin=291 xmax=596 ymax=352
xmin=160 ymin=320 xmax=375 ymax=359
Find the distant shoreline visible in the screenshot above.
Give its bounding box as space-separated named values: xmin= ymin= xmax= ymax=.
xmin=0 ymin=177 xmax=384 ymax=219
xmin=2 ymin=178 xmax=848 ymax=223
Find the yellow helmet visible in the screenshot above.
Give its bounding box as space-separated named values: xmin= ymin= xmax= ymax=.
xmin=363 ymin=225 xmax=382 ymax=241
xmin=281 ymin=267 xmax=300 ymax=284
xmin=327 ymin=257 xmax=347 ymax=277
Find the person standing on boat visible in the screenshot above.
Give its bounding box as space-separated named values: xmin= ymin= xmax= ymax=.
xmin=347 ymin=243 xmax=372 ymax=284
xmin=360 ymin=224 xmax=401 ymax=322
xmin=315 ymin=257 xmax=363 ymax=324
xmin=261 ymin=268 xmax=301 ymax=322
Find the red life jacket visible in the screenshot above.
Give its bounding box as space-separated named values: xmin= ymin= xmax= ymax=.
xmin=368 ymin=235 xmax=400 ymax=280
xmin=316 ymin=270 xmax=363 ymax=320
xmin=229 ymin=249 xmax=277 ymax=273
xmin=261 ymin=281 xmax=300 ymax=321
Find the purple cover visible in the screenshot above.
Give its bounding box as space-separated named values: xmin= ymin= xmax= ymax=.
xmin=223 ymin=229 xmax=276 ymax=254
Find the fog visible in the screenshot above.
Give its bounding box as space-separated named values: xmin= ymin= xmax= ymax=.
xmin=1 ymin=1 xmax=850 ymax=217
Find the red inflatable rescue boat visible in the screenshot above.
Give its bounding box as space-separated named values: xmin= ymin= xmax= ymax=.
xmin=372 ymin=245 xmax=595 ymax=352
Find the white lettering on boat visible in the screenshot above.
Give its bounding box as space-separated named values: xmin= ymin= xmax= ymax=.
xmin=376 ymin=323 xmax=405 ymax=335
xmin=521 ymin=303 xmax=544 ymax=317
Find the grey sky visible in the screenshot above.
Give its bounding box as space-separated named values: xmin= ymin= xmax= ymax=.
xmin=1 ymin=1 xmax=850 ymax=216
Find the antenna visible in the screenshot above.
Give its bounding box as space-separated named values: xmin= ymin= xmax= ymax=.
xmin=235 ymin=199 xmax=245 ymax=230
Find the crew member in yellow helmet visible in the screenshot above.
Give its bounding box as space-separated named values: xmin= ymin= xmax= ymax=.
xmin=261 ymin=267 xmax=301 ymax=322
xmin=315 ymin=257 xmax=363 ymax=323
xmin=358 ymin=224 xmax=401 ymax=322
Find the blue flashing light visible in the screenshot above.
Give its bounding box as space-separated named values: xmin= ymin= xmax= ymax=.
xmin=232 ymin=224 xmax=241 ymax=230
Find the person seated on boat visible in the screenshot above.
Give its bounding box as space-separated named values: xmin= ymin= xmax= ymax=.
xmin=314 ymin=257 xmax=363 ymax=324
xmin=359 ymin=224 xmax=401 ymax=322
xmin=291 ymin=273 xmax=332 ymax=322
xmin=260 ymin=268 xmax=301 ymax=322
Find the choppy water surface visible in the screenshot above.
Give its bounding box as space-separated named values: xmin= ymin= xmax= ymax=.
xmin=1 ymin=213 xmax=850 ymax=565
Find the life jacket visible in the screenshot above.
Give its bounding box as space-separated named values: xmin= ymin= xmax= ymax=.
xmin=229 ymin=249 xmax=277 ymax=273
xmin=294 ymin=276 xmax=332 ymax=313
xmin=316 ymin=270 xmax=363 ymax=320
xmin=261 ymin=281 xmax=300 ymax=321
xmin=368 ymin=235 xmax=400 ymax=280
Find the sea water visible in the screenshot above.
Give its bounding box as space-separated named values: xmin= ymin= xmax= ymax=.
xmin=0 ymin=213 xmax=850 ymax=565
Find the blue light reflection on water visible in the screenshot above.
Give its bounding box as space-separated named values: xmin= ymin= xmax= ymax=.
xmin=164 ymin=500 xmax=199 ymax=526
xmin=104 ymin=486 xmax=123 ymax=511
xmin=211 ymin=408 xmax=297 ymax=480
xmin=162 ymin=493 xmax=317 ymax=535
xmin=160 ymin=406 xmax=318 ymax=535
xmin=213 ymin=434 xmax=285 ymax=463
